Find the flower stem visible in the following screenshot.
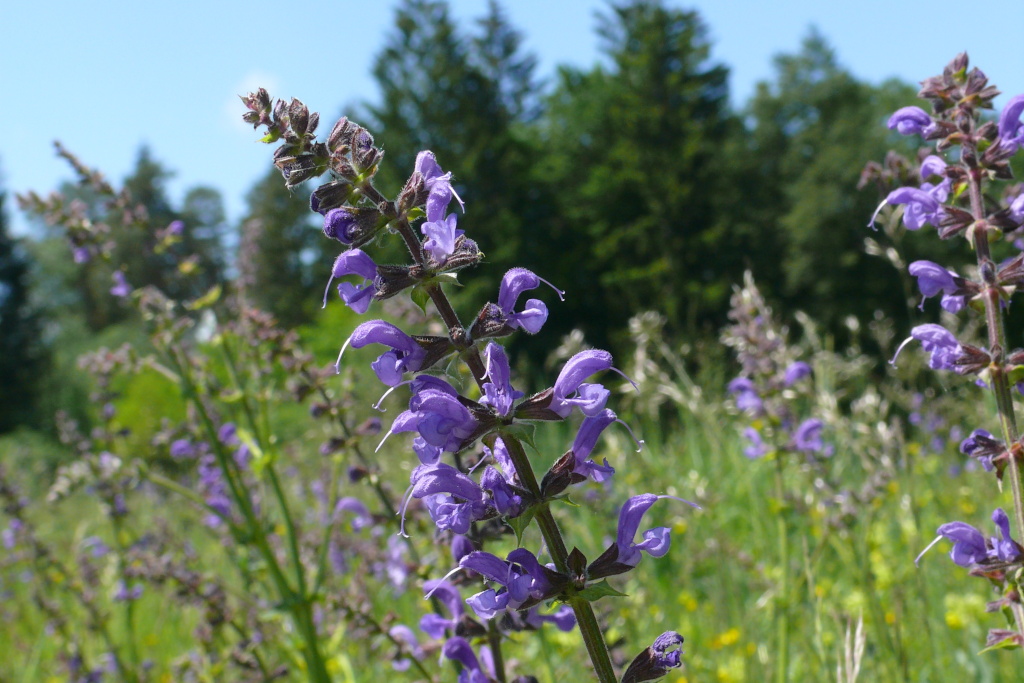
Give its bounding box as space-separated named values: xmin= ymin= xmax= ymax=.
xmin=503 ymin=436 xmax=617 ymax=683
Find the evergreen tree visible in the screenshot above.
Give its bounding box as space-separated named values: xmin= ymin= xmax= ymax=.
xmin=0 ymin=192 xmax=45 ymax=432
xmin=742 ymin=31 xmax=923 ymax=336
xmin=536 ymin=0 xmax=733 ymax=347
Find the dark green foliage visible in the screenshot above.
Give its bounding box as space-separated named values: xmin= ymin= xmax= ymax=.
xmin=741 ymin=32 xmax=923 ymax=336
xmin=535 ymin=0 xmax=734 ymax=348
xmin=0 ymin=193 xmax=45 ymax=433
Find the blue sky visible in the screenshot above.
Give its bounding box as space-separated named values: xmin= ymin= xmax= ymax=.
xmin=3 ymin=0 xmax=1022 ymax=235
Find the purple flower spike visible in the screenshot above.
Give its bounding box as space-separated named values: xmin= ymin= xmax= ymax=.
xmin=339 ymin=320 xmax=427 ymax=384
xmin=615 ymin=494 xmax=699 ymax=568
xmin=324 ymin=248 xmax=377 ymax=311
xmin=110 ymin=271 xmax=131 ymax=298
xmin=998 ymin=94 xmax=1024 ymax=153
xmin=479 ymin=342 xmax=523 ymax=417
xmin=497 ymin=267 xmax=564 ymax=334
xmin=551 ymin=349 xmax=634 ymax=418
xmin=890 ymin=324 xmax=962 ymax=371
xmin=887 ymin=106 xmax=937 ymax=137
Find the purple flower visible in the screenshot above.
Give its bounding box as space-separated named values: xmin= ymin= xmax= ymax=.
xmin=615 ymin=494 xmax=698 ymax=568
xmin=167 ymin=220 xmax=184 ymax=236
xmin=324 ymin=248 xmax=377 ymax=312
xmin=869 ymin=186 xmax=945 ymax=231
xmin=570 ymin=408 xmax=644 ymax=482
xmin=323 ymin=206 xmax=378 ymax=245
xmin=420 ymin=579 xmax=464 ymax=639
xmin=919 ymin=155 xmax=946 ymax=181
xmin=793 ymin=418 xmax=825 ymax=454
xmin=440 ymin=637 xmax=490 ymax=683
xmin=333 ymin=497 xmax=372 ymax=531
xmin=783 ymin=362 xmax=811 ymax=386
xmin=479 ymin=342 xmax=523 ymax=417
xmin=387 ymin=377 xmax=480 ymax=453
xmin=524 ymin=604 xmax=576 ymax=632
xmin=415 ymin=151 xmax=465 ymax=221
xmin=728 ymin=376 xmax=762 ymax=412
xmin=550 ymin=349 xmax=633 ymax=418
xmin=72 ymin=246 xmax=91 ymax=263
xmin=621 ymin=632 xmax=685 ymax=683
xmin=1010 ymin=193 xmax=1024 ymax=224
xmin=890 ymin=324 xmax=962 ymax=371
xmin=457 ymin=548 xmax=555 ymax=620
xmin=497 ymin=268 xmax=564 ymax=334
xmin=387 ymin=625 xmax=424 ymax=672
xmin=169 ymin=439 xmax=195 ymax=460
xmin=888 ymin=106 xmax=938 ymax=137
xmin=113 ymin=580 xmax=143 ymax=602
xmin=742 ymin=427 xmax=769 ymax=459
xmin=406 ymin=462 xmax=487 ymax=534
xmin=917 ymin=508 xmax=1024 ymax=567
xmin=480 ymin=465 xmax=522 ymax=517
xmin=110 ymin=271 xmax=131 ymax=298
xmin=960 ymin=428 xmax=1000 ymax=472
xmin=339 ymin=320 xmax=428 ymax=384
xmin=908 ymin=260 xmax=965 ymax=313
xmin=421 ymin=213 xmax=463 ymax=265
xmin=998 ymin=94 xmax=1024 ymax=153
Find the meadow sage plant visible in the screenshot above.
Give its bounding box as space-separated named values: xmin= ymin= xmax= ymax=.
xmin=241 ymin=91 xmax=699 ymax=682
xmin=869 ymin=54 xmax=1024 ymax=651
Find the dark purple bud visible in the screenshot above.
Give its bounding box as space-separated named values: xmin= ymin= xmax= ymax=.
xmin=621 ymin=632 xmax=685 ymax=683
xmin=323 ymin=207 xmax=383 ymax=247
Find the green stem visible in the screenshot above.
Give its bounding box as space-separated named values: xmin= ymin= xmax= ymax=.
xmin=774 ymin=457 xmax=789 ymax=683
xmin=966 ymin=166 xmax=1024 ymax=544
xmin=503 ymin=436 xmax=617 ymax=683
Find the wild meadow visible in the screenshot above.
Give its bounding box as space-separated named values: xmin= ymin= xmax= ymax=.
xmin=3 ymin=2 xmax=1024 ymax=682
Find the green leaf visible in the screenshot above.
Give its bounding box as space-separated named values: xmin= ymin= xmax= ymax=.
xmin=258 ymin=130 xmax=281 ymax=144
xmin=507 ymin=505 xmax=537 ymax=546
xmin=410 ymin=286 xmax=431 ymax=315
xmin=577 ymin=580 xmax=628 ymax=603
xmin=979 ymin=638 xmax=1021 ymax=654
xmin=501 ymin=423 xmax=537 ymax=451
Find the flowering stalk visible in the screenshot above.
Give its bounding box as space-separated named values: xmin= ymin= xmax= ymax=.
xmin=244 ymin=92 xmax=695 ymax=682
xmin=870 ymin=54 xmax=1024 ymax=649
